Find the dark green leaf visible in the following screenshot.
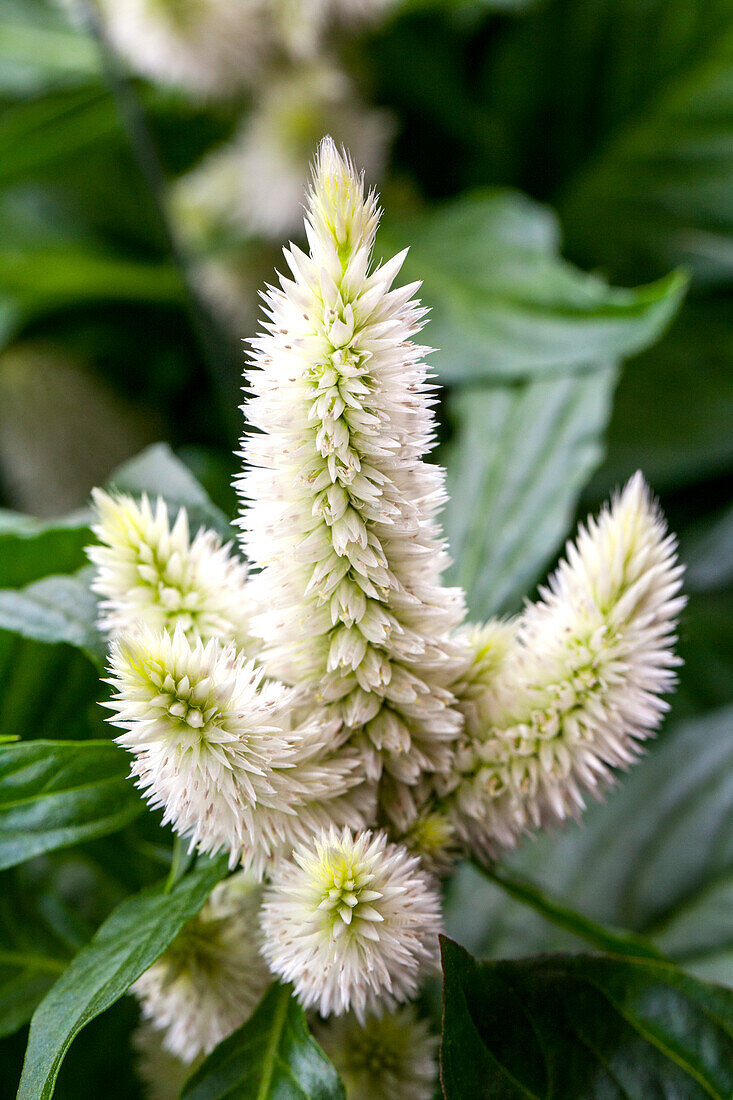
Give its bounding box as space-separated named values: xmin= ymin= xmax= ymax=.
xmin=384 ymin=192 xmax=685 ymax=385
xmin=0 ymin=571 xmax=105 ymax=666
xmin=440 ymin=938 xmax=733 ymax=1099
xmin=443 ymin=366 xmax=615 ymax=617
xmin=0 ymin=739 xmax=144 ymax=871
xmin=591 ymin=301 xmax=733 ymax=495
xmin=0 ymin=633 xmax=107 ymax=743
xmin=0 ymin=509 xmax=92 ymax=589
xmin=17 ymin=855 xmax=228 ymax=1100
xmin=183 ymin=983 xmax=346 ymax=1100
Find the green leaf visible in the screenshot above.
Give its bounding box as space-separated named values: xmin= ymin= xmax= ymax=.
xmin=476 ymin=864 xmax=662 ymax=961
xmin=383 ymin=192 xmax=686 ymax=385
xmin=0 ymin=739 xmax=144 ymax=871
xmin=444 ymin=707 xmax=733 ymax=984
xmin=0 ymin=245 xmax=183 ymax=348
xmin=0 ymin=510 xmax=92 ymax=589
xmin=0 ymin=862 xmax=90 ymax=1038
xmin=440 ymin=938 xmax=733 ymax=1099
xmin=108 ymin=443 xmax=235 ymax=542
xmin=590 ymin=300 xmax=733 ymax=495
xmin=0 ymin=572 xmax=105 ymax=666
xmin=0 ymin=632 xmax=107 ymax=743
xmin=17 ymin=855 xmax=228 ymax=1100
xmin=558 ymin=10 xmax=733 ymax=284
xmin=443 ymin=366 xmax=615 ymax=617
xmin=182 ymin=983 xmax=346 ymax=1100
xmin=0 ymin=0 xmax=99 ymax=95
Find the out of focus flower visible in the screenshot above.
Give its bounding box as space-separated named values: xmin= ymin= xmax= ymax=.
xmin=133 ymin=1023 xmax=196 ymax=1100
xmin=133 ymin=872 xmax=270 ymax=1062
xmin=315 ymin=1005 xmax=438 ymax=1100
xmin=0 ymin=344 xmax=156 ymax=517
xmin=92 ymin=0 xmax=325 ymax=98
xmin=238 ymin=137 xmax=465 ymax=828
xmin=174 ymin=64 xmax=394 ymax=241
xmin=260 ymin=826 xmax=441 ymax=1019
xmin=449 ymin=474 xmax=685 ymax=857
xmin=89 ymin=489 xmax=253 ymax=649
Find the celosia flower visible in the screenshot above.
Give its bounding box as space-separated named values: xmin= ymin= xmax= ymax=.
xmin=314 ymin=1005 xmax=438 ymax=1100
xmin=93 ymin=0 xmax=323 ymax=98
xmin=174 ymin=64 xmax=393 ymax=242
xmin=132 ymin=872 xmax=270 ymax=1062
xmin=105 ymin=626 xmax=295 ymax=862
xmin=260 ymin=826 xmax=441 ymax=1019
xmin=238 ymin=137 xmax=466 ymax=827
xmin=449 ymin=474 xmax=685 ymax=857
xmin=89 ymin=489 xmax=253 ymax=650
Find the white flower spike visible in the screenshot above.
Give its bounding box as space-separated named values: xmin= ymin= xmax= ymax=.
xmin=238 ymin=137 xmax=467 ymax=827
xmin=89 ymin=489 xmax=253 ymax=650
xmin=133 ymin=872 xmax=270 ymax=1063
xmin=260 ymin=826 xmax=441 ymax=1019
xmin=449 ymin=474 xmax=685 ymax=857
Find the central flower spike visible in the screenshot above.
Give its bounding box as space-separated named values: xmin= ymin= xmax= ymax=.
xmin=238 ymin=137 xmax=467 ymax=830
xmin=260 ymin=826 xmax=441 ymax=1019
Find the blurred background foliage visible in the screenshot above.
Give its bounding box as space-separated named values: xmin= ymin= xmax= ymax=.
xmin=0 ymin=0 xmax=731 ymax=1094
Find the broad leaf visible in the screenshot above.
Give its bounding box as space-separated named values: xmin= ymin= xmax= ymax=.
xmin=0 ymin=245 xmax=182 ymax=349
xmin=0 ymin=861 xmax=92 ymax=1038
xmin=0 ymin=572 xmax=105 ymax=666
xmin=0 ymin=739 xmax=144 ymax=871
xmin=443 ymin=365 xmax=615 ymax=617
xmin=17 ymin=855 xmax=228 ymax=1100
xmin=444 ymin=707 xmax=733 ymax=984
xmin=384 ymin=192 xmax=685 ymax=384
xmin=0 ymin=0 xmax=99 ymax=95
xmin=590 ymin=300 xmax=733 ymax=495
xmin=440 ymin=938 xmax=733 ymax=1099
xmin=0 ymin=509 xmax=92 ymax=589
xmin=183 ymin=983 xmax=346 ymax=1100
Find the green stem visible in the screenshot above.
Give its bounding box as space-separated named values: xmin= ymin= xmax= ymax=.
xmin=474 ymin=860 xmax=663 ymax=961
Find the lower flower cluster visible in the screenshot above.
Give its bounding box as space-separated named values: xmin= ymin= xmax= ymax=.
xmin=85 ymin=142 xmax=684 ymax=1100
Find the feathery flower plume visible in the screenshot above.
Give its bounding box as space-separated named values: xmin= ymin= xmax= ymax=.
xmin=260 ymin=826 xmax=441 ymax=1019
xmin=174 ymin=64 xmax=394 ymax=243
xmin=89 ymin=490 xmax=253 ymax=649
xmin=133 ymin=872 xmax=270 ymax=1062
xmin=105 ymin=624 xmax=367 ymax=872
xmin=105 ymin=626 xmax=296 ymax=862
xmin=314 ymin=1005 xmax=438 ymax=1100
xmin=238 ymin=137 xmax=466 ymax=827
xmin=449 ymin=474 xmax=685 ymax=858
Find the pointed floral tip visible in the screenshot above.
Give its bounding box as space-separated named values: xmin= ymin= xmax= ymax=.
xmin=314 ymin=1005 xmax=438 ymax=1100
xmin=260 ymin=826 xmax=441 ymax=1020
xmin=449 ymin=474 xmax=686 ymax=859
xmin=132 ymin=872 xmax=270 ymax=1064
xmin=238 ymin=140 xmax=466 ymax=827
xmin=87 ymin=488 xmax=255 ymax=652
xmin=105 ymin=625 xmax=296 ymax=862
